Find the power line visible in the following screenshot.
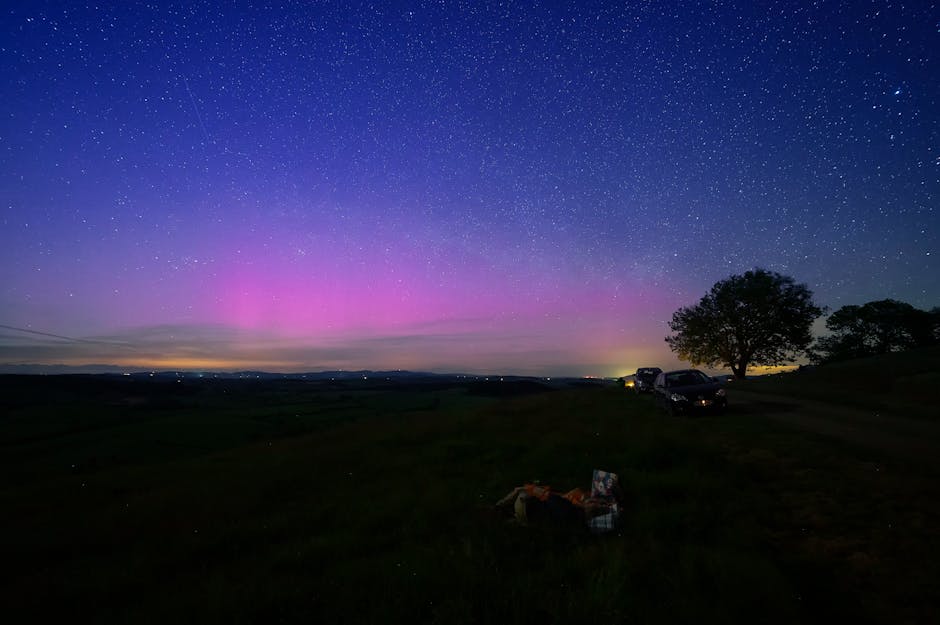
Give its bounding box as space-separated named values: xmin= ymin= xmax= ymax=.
xmin=0 ymin=324 xmax=137 ymax=349
xmin=181 ymin=74 xmax=212 ymax=145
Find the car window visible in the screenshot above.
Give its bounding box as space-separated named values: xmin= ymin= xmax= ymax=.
xmin=665 ymin=371 xmax=708 ymax=386
xmin=653 ymin=373 xmax=664 ymax=388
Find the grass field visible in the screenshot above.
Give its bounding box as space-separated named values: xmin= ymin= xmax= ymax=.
xmin=2 ymin=353 xmax=938 ymax=624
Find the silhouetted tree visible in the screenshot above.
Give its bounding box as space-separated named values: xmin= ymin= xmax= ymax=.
xmin=813 ymin=299 xmax=939 ymax=363
xmin=665 ymin=269 xmax=824 ymax=379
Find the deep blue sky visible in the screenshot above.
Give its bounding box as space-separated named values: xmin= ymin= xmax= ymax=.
xmin=0 ymin=1 xmax=937 ymax=374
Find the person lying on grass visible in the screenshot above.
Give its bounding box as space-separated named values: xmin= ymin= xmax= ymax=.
xmin=495 ymin=481 xmax=621 ymax=526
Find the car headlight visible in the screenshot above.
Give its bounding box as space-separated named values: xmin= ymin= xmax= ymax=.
xmin=716 ymin=388 xmax=726 ymax=397
xmin=670 ymin=393 xmax=687 ymax=402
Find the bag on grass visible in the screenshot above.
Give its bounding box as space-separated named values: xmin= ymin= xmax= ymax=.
xmin=586 ymin=469 xmax=621 ymax=533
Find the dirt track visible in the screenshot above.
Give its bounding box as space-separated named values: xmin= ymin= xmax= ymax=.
xmin=728 ymin=388 xmax=940 ymax=463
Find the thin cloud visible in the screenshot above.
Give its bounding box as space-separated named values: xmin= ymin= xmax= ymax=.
xmin=0 ymin=320 xmax=622 ymax=375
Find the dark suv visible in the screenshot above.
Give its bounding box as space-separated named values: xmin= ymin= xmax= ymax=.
xmin=633 ymin=367 xmax=662 ymax=394
xmin=652 ymin=369 xmax=727 ymax=415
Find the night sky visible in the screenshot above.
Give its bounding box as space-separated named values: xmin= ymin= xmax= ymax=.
xmin=1 ymin=1 xmax=937 ymax=376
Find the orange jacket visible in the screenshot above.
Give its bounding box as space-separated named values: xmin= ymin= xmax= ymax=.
xmin=523 ymin=484 xmax=587 ymax=506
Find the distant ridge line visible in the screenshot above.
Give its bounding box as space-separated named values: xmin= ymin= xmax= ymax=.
xmin=0 ymin=363 xmax=601 ymax=380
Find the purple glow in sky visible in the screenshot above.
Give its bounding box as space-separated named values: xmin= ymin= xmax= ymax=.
xmin=1 ymin=2 xmax=937 ymax=375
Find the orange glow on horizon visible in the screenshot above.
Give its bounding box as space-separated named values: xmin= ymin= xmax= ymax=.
xmin=100 ymin=356 xmax=303 ymax=371
xmin=746 ymin=364 xmax=801 ymax=375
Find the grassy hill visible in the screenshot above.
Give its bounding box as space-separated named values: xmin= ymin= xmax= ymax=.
xmin=736 ymin=345 xmax=940 ymax=419
xmin=1 ymin=365 xmax=938 ymax=624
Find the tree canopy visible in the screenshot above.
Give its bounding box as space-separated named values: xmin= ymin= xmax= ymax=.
xmin=665 ymin=269 xmax=824 ymax=379
xmin=812 ymin=299 xmax=939 ymax=363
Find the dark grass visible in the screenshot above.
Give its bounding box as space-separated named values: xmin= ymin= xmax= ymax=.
xmin=1 ymin=372 xmax=938 ymax=624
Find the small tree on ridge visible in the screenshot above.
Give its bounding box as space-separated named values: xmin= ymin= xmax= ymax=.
xmin=813 ymin=299 xmax=938 ymax=363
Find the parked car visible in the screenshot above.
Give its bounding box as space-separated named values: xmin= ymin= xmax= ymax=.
xmin=652 ymin=369 xmax=727 ymax=415
xmin=633 ymin=367 xmax=662 ymax=394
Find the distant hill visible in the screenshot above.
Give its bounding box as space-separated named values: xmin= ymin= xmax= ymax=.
xmin=0 ymin=365 xmax=616 ymax=388
xmin=737 ymin=345 xmax=940 ymax=419
xmin=0 ymin=365 xmax=456 ymax=378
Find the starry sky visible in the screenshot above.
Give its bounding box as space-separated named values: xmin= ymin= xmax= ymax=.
xmin=1 ymin=1 xmax=937 ymax=376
